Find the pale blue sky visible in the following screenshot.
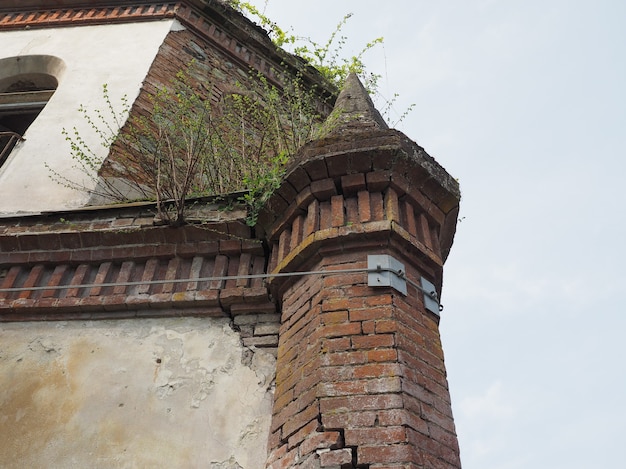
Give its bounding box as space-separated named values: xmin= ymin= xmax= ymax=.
xmin=245 ymin=1 xmax=626 ymax=467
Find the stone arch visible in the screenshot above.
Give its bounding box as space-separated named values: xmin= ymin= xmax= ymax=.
xmin=0 ymin=54 xmax=66 ymax=90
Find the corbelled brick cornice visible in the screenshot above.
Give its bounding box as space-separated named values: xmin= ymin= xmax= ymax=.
xmin=0 ymin=202 xmax=274 ymax=322
xmin=0 ymin=2 xmax=179 ymax=28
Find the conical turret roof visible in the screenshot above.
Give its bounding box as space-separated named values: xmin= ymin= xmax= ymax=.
xmin=259 ymin=72 xmax=461 ymax=262
xmin=326 ymin=73 xmax=388 ymax=134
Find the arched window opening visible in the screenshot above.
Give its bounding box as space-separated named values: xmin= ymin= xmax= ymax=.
xmin=0 ymin=55 xmax=64 ymax=167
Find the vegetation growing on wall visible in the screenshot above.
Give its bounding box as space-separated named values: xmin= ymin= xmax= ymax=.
xmin=231 ymin=1 xmax=414 ymax=125
xmin=50 ymin=4 xmax=411 ymax=225
xmin=49 ymin=63 xmax=323 ymax=225
xmin=230 ymin=1 xmax=383 ymax=92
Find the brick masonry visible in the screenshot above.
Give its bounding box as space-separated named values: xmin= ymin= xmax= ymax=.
xmin=0 ymin=2 xmax=461 ymax=467
xmin=0 ymin=200 xmax=279 ymax=354
xmin=260 ymin=75 xmax=461 ymax=468
xmin=0 ymin=87 xmax=461 ymax=469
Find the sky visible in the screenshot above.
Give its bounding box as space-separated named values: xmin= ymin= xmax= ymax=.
xmin=244 ymin=1 xmax=626 ymax=468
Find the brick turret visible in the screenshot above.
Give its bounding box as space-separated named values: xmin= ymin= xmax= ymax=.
xmin=259 ymin=74 xmax=461 ymax=468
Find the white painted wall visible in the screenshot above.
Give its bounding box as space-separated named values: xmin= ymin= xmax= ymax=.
xmin=0 ymin=317 xmax=275 ymax=469
xmin=0 ymin=20 xmax=177 ymax=215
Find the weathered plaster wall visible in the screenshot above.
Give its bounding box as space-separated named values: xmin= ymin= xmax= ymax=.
xmin=0 ymin=317 xmax=275 ymax=469
xmin=0 ymin=20 xmax=177 ymax=215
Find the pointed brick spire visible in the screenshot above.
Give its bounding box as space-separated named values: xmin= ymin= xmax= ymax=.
xmin=328 ymin=72 xmax=388 ymax=133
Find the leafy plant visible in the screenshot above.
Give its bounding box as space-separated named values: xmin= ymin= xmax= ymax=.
xmin=231 ymin=2 xmax=382 ymax=91
xmin=47 ymin=84 xmax=132 ymax=200
xmin=238 ymin=150 xmax=288 ymax=226
xmin=51 ymin=3 xmax=414 ymax=225
xmin=51 ymin=62 xmax=325 ymax=225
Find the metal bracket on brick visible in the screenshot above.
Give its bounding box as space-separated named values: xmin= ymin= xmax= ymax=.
xmin=366 ymin=254 xmax=442 ymax=315
xmin=420 ymin=276 xmax=441 ymax=316
xmin=367 ymin=254 xmax=407 ymax=296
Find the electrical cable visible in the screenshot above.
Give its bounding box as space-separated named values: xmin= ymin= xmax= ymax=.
xmin=0 ymin=266 xmax=442 ymax=309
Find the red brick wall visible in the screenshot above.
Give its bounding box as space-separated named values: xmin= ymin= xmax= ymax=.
xmin=263 ymin=128 xmax=461 ymax=468
xmin=268 ymin=248 xmax=460 ymax=468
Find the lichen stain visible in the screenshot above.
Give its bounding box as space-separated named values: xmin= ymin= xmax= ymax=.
xmin=0 ymin=320 xmax=273 ymax=468
xmin=0 ymin=346 xmax=80 ymax=467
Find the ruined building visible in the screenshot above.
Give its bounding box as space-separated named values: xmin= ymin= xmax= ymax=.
xmin=0 ymin=1 xmax=462 ymax=467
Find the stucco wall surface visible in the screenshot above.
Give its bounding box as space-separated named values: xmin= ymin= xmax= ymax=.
xmin=0 ymin=20 xmax=176 ymax=215
xmin=0 ymin=318 xmax=275 ymax=469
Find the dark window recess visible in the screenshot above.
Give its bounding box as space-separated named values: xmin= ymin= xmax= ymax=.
xmin=0 ymin=131 xmax=22 ymax=168
xmin=0 ymin=82 xmax=55 ymax=166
